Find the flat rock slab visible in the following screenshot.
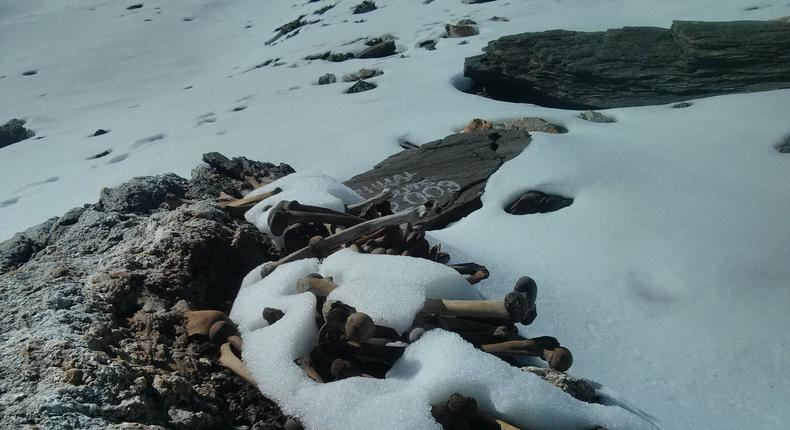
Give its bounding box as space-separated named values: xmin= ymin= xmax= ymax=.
xmin=464 ymin=20 xmax=790 ymax=109
xmin=345 ymin=130 xmax=530 ymax=229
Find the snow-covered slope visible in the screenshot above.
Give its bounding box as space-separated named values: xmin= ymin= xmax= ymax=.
xmin=2 ymin=0 xmax=789 ymax=428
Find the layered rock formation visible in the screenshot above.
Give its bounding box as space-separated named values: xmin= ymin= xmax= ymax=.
xmin=464 ymin=20 xmax=790 ymax=109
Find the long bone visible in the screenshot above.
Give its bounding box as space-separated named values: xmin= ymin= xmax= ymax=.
xmin=260 ymin=205 xmax=428 ymax=277
xmin=480 ymin=339 xmax=573 ymax=372
xmin=345 ymin=188 xmax=393 ymax=213
xmin=421 ymin=292 xmax=532 ymax=325
xmin=219 ymin=342 xmax=257 ymax=385
xmin=267 ymin=200 xmax=366 ymax=236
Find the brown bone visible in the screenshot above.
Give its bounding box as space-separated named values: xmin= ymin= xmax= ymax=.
xmin=296 ymin=274 xmax=338 ymax=297
xmin=260 ymin=204 xmax=428 ymax=277
xmin=421 ymin=292 xmax=532 ymax=324
xmin=218 ymin=342 xmax=257 ymax=385
xmin=185 ymin=310 xmax=227 ymax=336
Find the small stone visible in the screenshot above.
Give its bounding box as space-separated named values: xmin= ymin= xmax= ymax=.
xmin=462 ymin=118 xmax=494 ymax=133
xmin=93 ymin=129 xmax=110 ymax=136
xmin=419 ymin=40 xmax=437 ymax=50
xmin=490 ymin=16 xmax=509 ymax=22
xmin=506 ymin=190 xmax=574 ymax=215
xmin=578 ymin=110 xmax=616 ymax=123
xmin=342 ymin=68 xmax=383 ymax=82
xmin=352 ymin=1 xmax=376 ymax=14
xmin=776 ymin=135 xmax=790 ymax=153
xmin=126 ymin=3 xmax=143 ymax=10
xmin=671 ymin=102 xmax=692 ymax=108
xmin=357 ymin=40 xmax=396 ymax=59
xmin=346 ymin=80 xmax=377 ymax=94
xmin=445 ymin=23 xmax=479 ymax=38
xmin=498 ymin=117 xmax=568 ymax=134
xmin=317 ymin=73 xmax=337 ymax=85
xmin=22 ymin=70 xmax=37 ymax=76
xmin=0 ymin=119 xmax=35 ymax=148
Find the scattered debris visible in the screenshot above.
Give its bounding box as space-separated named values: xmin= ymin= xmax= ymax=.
xmin=419 ymin=39 xmax=438 ymax=50
xmin=313 ymin=5 xmax=335 ymax=15
xmin=505 ymin=190 xmax=574 ymax=215
xmin=578 ymin=110 xmax=617 ymax=123
xmin=0 ymin=119 xmax=35 ymax=148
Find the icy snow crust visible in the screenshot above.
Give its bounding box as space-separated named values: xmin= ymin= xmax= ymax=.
xmin=2 ymin=0 xmax=790 ymax=428
xmin=231 ymin=249 xmax=649 ymax=429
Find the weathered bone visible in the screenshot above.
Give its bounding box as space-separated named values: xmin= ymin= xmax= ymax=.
xmin=465 ymin=267 xmax=490 ymax=285
xmin=345 ymin=188 xmax=393 ymax=213
xmin=219 ymin=187 xmax=282 ymax=208
xmin=260 ymin=205 xmax=428 ymax=276
xmin=185 ymin=310 xmax=227 ymax=336
xmin=295 ymin=357 xmax=325 ymax=383
xmin=345 ymin=312 xmax=375 ymax=343
xmin=421 ymin=292 xmax=531 ymax=324
xmin=218 ymin=342 xmax=257 ymax=385
xmin=481 ymin=339 xmax=572 ymax=371
xmin=268 ymin=201 xmax=366 ymax=236
xmin=296 ymin=274 xmax=339 ymax=296
xmin=208 ymin=320 xmax=239 ymax=345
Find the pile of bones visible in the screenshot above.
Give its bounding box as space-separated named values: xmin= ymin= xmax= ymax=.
xmin=183 ymin=158 xmax=639 ymax=430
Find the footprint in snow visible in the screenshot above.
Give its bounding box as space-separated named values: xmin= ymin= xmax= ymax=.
xmin=0 ymin=197 xmax=19 ymax=209
xmin=196 ymin=113 xmax=217 ymax=126
xmin=131 ymin=134 xmax=166 ymax=148
xmin=108 ymin=153 xmax=129 ymax=164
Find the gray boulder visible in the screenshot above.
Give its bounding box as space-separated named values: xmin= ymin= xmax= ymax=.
xmin=0 ymin=161 xmax=289 ymax=429
xmin=0 ymin=119 xmax=35 ymax=148
xmin=464 ymin=20 xmax=790 ymax=109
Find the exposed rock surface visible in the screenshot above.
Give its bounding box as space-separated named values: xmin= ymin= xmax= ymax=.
xmin=317 ymin=73 xmax=337 ymax=85
xmin=346 ymin=80 xmax=377 ymax=93
xmin=506 ymin=190 xmax=574 ymax=215
xmin=345 ymin=130 xmax=530 ymax=229
xmin=0 ymin=160 xmax=292 ymax=429
xmin=578 ymin=111 xmax=616 ymax=123
xmin=522 ymin=367 xmax=596 ymax=402
xmin=342 ymin=68 xmax=383 ymax=82
xmin=496 ymin=117 xmax=567 ymax=134
xmin=0 ymin=119 xmax=36 ymax=148
xmin=464 ymin=20 xmax=790 ymax=109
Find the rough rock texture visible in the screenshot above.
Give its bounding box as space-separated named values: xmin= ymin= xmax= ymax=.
xmin=342 ymin=68 xmax=383 ymax=82
xmin=0 ymin=161 xmax=292 ymax=429
xmin=345 ymin=130 xmax=530 ymax=229
xmin=464 ymin=20 xmax=790 ymax=109
xmin=506 ymin=190 xmax=574 ymax=215
xmin=522 ymin=367 xmax=596 ymax=403
xmin=346 ymin=80 xmax=377 ymax=93
xmin=317 ymin=73 xmax=337 ymax=85
xmin=496 ymin=117 xmax=567 ymax=134
xmin=577 ymin=111 xmax=616 ymax=123
xmin=0 ymin=118 xmax=36 ymax=148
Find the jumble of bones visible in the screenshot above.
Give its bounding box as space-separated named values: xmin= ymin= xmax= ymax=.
xmin=185 ymin=169 xmax=574 ymax=430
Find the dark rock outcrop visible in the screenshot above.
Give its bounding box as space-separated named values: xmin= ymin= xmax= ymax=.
xmin=345 ymin=130 xmax=530 ymax=229
xmin=506 ymin=190 xmax=574 ymax=215
xmin=346 ymin=80 xmax=377 ymax=93
xmin=464 ymin=20 xmax=790 ymax=109
xmin=0 ymin=119 xmax=35 ymax=148
xmin=0 ymin=161 xmax=292 ymax=429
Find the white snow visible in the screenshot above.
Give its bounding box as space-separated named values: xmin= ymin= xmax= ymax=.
xmin=244 ymin=171 xmax=362 ymax=241
xmin=2 ymin=0 xmax=790 ymax=428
